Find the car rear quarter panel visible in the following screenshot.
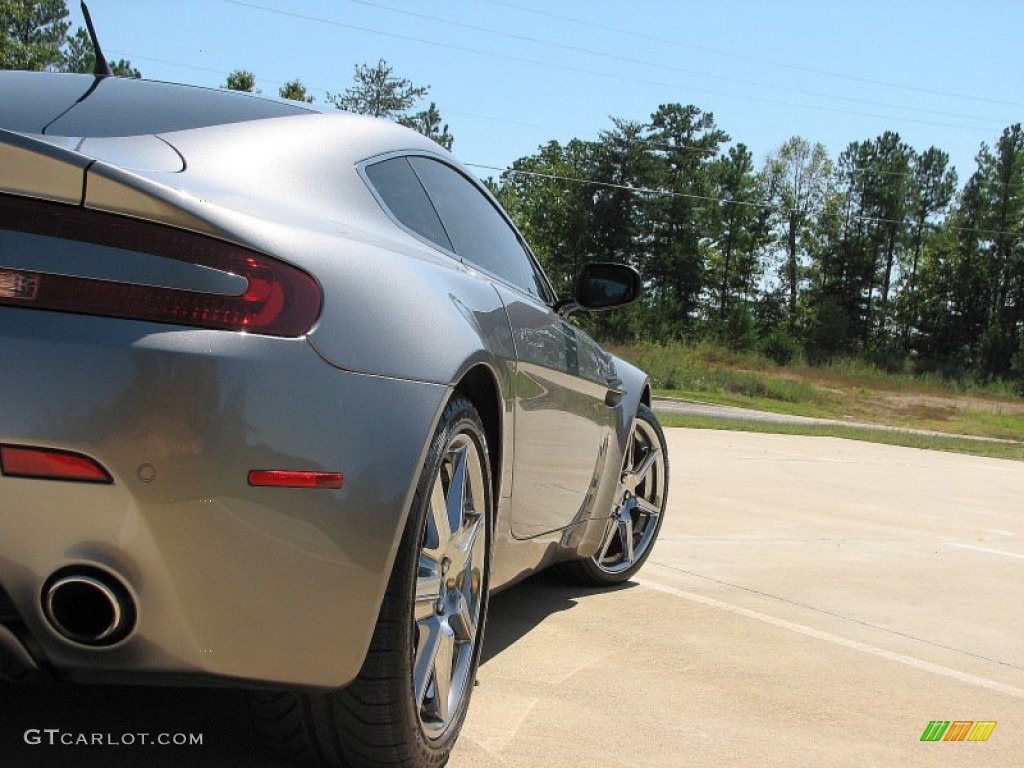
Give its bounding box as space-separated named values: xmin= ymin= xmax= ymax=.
xmin=84 ymin=121 xmax=524 ymax=507
xmin=0 ymin=307 xmax=447 ymax=688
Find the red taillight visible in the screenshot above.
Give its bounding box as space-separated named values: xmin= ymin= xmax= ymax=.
xmin=0 ymin=445 xmax=112 ymax=484
xmin=0 ymin=195 xmax=321 ymax=337
xmin=248 ymin=470 xmax=344 ymax=489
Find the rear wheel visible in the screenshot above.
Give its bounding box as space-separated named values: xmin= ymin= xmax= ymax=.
xmin=250 ymin=395 xmax=492 ymax=767
xmin=557 ymin=403 xmax=668 ymax=586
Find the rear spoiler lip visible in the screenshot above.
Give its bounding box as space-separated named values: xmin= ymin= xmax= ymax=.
xmin=0 ymin=128 xmax=90 ymax=204
xmin=85 ymin=161 xmax=226 ymax=239
xmin=0 ymin=128 xmax=227 ymax=242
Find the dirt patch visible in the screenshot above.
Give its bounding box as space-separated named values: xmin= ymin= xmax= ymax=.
xmin=877 ymin=393 xmax=1024 ymax=416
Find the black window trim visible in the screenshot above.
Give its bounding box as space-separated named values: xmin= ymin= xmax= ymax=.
xmin=358 ymin=153 xmax=455 ymax=257
xmin=359 ymin=150 xmax=558 ymax=306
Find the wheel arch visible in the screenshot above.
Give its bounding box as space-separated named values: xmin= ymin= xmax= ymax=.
xmin=452 ymin=363 xmax=504 ymax=515
xmin=609 ymin=354 xmax=652 ymax=445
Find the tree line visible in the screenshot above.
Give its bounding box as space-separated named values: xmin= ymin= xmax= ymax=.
xmin=492 ymin=109 xmax=1024 ymax=387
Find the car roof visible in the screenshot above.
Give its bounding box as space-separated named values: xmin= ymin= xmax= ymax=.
xmin=0 ymin=70 xmax=319 ymax=137
xmin=0 ymin=69 xmax=468 ymax=250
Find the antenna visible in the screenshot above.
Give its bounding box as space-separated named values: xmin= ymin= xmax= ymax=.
xmin=80 ymin=1 xmax=112 ymax=76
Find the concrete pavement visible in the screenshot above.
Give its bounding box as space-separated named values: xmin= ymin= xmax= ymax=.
xmin=450 ymin=429 xmax=1024 ymax=767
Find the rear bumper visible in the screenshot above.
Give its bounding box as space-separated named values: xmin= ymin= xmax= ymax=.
xmin=0 ymin=307 xmax=446 ymax=688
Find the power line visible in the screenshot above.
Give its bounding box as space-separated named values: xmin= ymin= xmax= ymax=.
xmin=109 ymin=47 xmax=1011 ymax=192
xmin=471 ymin=162 xmax=769 ymax=210
xmin=101 ymin=44 xmax=1015 ymax=231
xmin=105 ymin=20 xmax=1017 ymax=238
xmin=107 ymin=48 xmax=538 ymax=129
xmin=215 ymin=0 xmax=1002 ymax=134
xmin=520 ymin=135 xmax=951 ymax=183
xmin=108 ymin=48 xmax=335 ymax=96
xmin=480 ymin=0 xmax=1024 ymax=110
xmin=340 ymin=0 xmax=1010 ymax=126
xmin=628 ymin=138 xmax=719 ymax=155
xmin=107 ymin=50 xmax=234 ymax=80
xmin=103 ymin=46 xmax=1005 ymax=186
xmin=467 ymin=163 xmax=1024 ymax=240
xmin=443 ymin=109 xmax=541 ymax=129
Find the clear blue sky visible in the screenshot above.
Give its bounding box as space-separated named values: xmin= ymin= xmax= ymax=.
xmin=73 ymin=0 xmax=1022 ymax=185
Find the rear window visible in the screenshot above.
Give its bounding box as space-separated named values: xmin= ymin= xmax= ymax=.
xmin=364 ymin=157 xmax=453 ymax=252
xmin=0 ymin=71 xmax=313 ymax=137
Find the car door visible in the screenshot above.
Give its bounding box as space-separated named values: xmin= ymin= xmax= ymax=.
xmin=404 ymin=156 xmax=617 ymax=538
xmin=496 ymin=289 xmax=618 ymax=537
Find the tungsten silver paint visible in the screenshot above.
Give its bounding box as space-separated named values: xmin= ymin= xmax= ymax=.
xmin=0 ymin=70 xmax=668 ymax=768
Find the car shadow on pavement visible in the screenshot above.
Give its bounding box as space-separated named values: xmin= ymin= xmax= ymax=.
xmin=0 ymin=573 xmax=637 ymax=767
xmin=0 ymin=682 xmax=290 ymax=767
xmin=481 ymin=571 xmax=639 ymax=664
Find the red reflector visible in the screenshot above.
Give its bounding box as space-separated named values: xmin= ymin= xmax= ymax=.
xmin=248 ymin=470 xmax=344 ymax=489
xmin=0 ymin=445 xmax=112 ymax=484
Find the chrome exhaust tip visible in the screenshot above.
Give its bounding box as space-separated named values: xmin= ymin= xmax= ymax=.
xmin=42 ymin=568 xmax=135 ymax=647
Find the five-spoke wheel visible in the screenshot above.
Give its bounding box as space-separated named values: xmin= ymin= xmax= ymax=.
xmin=558 ymin=402 xmax=668 ymax=585
xmin=414 ymin=429 xmax=488 ymax=740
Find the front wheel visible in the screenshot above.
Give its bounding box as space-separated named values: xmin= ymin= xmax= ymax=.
xmin=557 ymin=403 xmax=668 ymax=586
xmin=250 ymin=395 xmax=492 ymax=767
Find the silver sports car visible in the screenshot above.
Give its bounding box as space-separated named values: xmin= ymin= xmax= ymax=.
xmin=0 ymin=70 xmax=668 ymax=767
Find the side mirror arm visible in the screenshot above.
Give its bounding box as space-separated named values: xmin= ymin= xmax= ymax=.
xmin=554 ymin=297 xmax=579 ymax=318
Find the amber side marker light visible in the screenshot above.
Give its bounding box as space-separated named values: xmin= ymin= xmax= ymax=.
xmin=0 ymin=445 xmax=113 ymax=484
xmin=248 ymin=470 xmax=344 ymax=489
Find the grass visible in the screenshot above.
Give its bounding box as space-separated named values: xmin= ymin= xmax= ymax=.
xmin=658 ymin=413 xmax=1024 ymax=462
xmin=609 ymin=341 xmax=1024 ymax=446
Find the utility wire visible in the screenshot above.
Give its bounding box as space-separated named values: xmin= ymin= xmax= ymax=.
xmin=565 ymin=137 xmax=980 ymax=186
xmin=104 ymin=45 xmax=994 ymax=186
xmin=107 ymin=48 xmax=535 ymax=128
xmin=108 ymin=49 xmax=330 ymax=94
xmin=341 ymin=0 xmax=1011 ymax=126
xmin=470 ymin=162 xmax=768 ymax=210
xmin=467 ymin=163 xmax=1024 ymax=240
xmin=108 ymin=29 xmax=1018 ymax=237
xmin=480 ymin=0 xmax=1024 ymax=110
xmin=216 ymin=0 xmax=1000 ymax=133
xmin=110 ymin=48 xmax=1014 ymax=191
xmin=98 ymin=50 xmax=995 ymax=189
xmin=107 ymin=50 xmax=235 ymax=80
xmin=107 ymin=46 xmax=1017 ymax=229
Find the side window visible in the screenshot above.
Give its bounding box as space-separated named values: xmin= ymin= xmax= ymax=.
xmin=364 ymin=157 xmax=453 ymax=252
xmin=408 ymin=157 xmax=550 ymax=301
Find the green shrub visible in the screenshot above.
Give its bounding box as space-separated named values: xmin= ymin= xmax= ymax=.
xmin=760 ymin=329 xmax=800 ymax=366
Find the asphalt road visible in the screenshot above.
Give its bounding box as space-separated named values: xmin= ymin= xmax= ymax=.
xmin=653 ymin=396 xmax=842 ymax=425
xmin=2 ymin=429 xmax=1022 ymax=767
xmin=652 ymin=396 xmax=1017 ymax=441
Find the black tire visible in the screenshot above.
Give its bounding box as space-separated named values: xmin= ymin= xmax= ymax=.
xmin=249 ymin=395 xmax=492 ymax=767
xmin=556 ymin=403 xmax=668 ymax=586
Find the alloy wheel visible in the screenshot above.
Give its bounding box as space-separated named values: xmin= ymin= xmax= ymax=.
xmin=592 ymin=415 xmax=666 ymax=574
xmin=413 ymin=432 xmax=487 ymax=739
